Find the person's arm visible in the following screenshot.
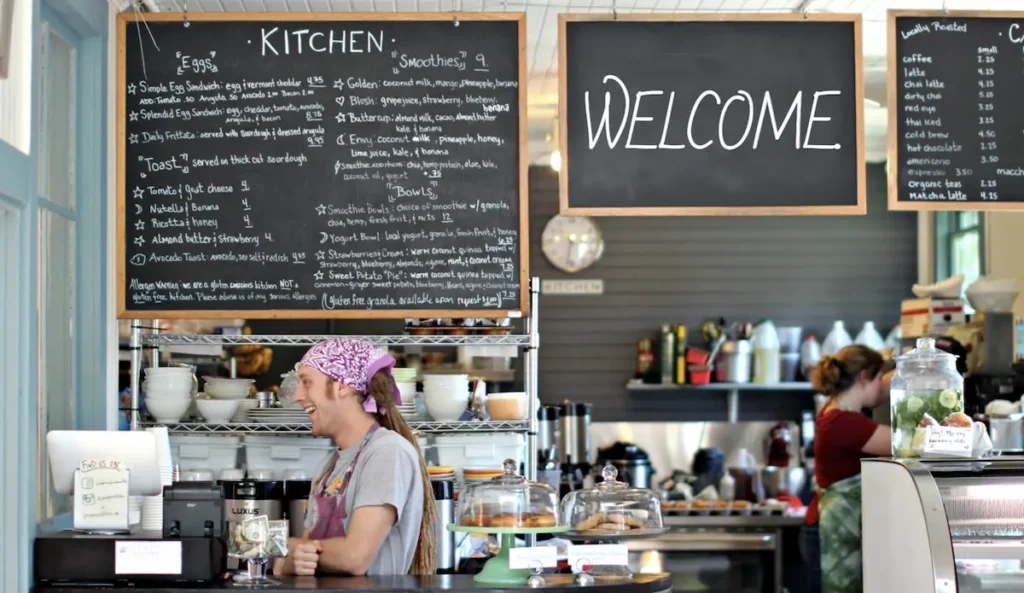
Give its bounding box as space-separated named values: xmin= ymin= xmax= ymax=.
xmin=315 ymin=506 xmax=398 ymax=576
xmin=860 ymin=425 xmax=892 ymax=456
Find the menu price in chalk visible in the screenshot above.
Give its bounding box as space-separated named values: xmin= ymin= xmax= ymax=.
xmin=121 ymin=18 xmax=524 ymax=314
xmin=893 ymin=15 xmax=1024 ymax=207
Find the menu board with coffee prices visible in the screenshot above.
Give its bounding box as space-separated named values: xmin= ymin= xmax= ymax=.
xmin=117 ymin=13 xmax=528 ymax=318
xmin=558 ymin=14 xmax=866 ymax=216
xmin=889 ymin=11 xmax=1024 ymax=211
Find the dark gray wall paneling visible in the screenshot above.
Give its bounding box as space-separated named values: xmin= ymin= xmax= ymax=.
xmin=530 ymin=164 xmax=917 ymax=421
xmin=248 ymin=165 xmax=917 ymax=422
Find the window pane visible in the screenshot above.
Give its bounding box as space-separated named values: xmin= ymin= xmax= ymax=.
xmin=37 ymin=210 xmax=75 ymax=519
xmin=958 ymin=211 xmax=979 ymax=230
xmin=37 ymin=25 xmax=75 ymax=209
xmin=952 ymin=230 xmax=982 ymax=290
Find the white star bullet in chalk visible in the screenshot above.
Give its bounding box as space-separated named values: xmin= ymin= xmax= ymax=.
xmin=333 ymin=79 xmax=345 ymax=90
xmin=128 ymin=83 xmax=137 ymax=95
xmin=315 ymin=204 xmax=326 ymax=215
xmin=134 ymin=236 xmax=145 ymax=247
xmin=315 ymin=250 xmax=325 ymax=261
xmin=129 ymin=133 xmax=139 ymax=144
xmin=313 ymin=270 xmax=324 ymax=281
xmin=135 ymin=220 xmax=145 ymax=231
xmin=133 ymin=186 xmax=145 ymax=200
xmin=335 ymin=113 xmax=344 ymax=123
xmin=129 ymin=111 xmax=139 ymax=122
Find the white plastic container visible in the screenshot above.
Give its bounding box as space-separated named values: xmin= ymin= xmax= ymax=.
xmin=242 ymin=435 xmax=335 ymax=478
xmin=822 ymin=321 xmax=853 ymax=356
xmin=169 ymin=435 xmax=241 ymax=472
xmin=800 ymin=336 xmax=823 ymax=377
xmin=752 ymin=320 xmax=781 ymax=384
xmin=855 ymin=321 xmax=885 ymax=350
xmin=421 ymin=433 xmax=526 ymax=477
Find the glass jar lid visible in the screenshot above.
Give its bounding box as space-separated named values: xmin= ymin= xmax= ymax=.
xmin=897 ymin=337 xmax=959 ymax=363
xmin=560 ymin=464 xmax=663 ymax=533
xmin=456 ymin=459 xmax=560 ymax=529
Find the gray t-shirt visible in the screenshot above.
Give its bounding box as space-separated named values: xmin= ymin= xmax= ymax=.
xmin=304 ymin=428 xmax=423 ymax=575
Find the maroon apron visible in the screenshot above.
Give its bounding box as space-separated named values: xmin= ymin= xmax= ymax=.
xmin=308 ymin=423 xmax=379 ymax=541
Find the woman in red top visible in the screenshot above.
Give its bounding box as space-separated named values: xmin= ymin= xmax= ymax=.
xmin=799 ymin=345 xmax=892 ymax=593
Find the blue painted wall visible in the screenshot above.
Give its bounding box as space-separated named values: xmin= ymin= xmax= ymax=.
xmin=0 ymin=0 xmax=108 ymax=590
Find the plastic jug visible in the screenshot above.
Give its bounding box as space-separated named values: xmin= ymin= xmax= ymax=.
xmin=822 ymin=321 xmax=852 ymax=356
xmin=752 ymin=320 xmax=781 ymax=384
xmin=800 ymin=336 xmax=823 ymax=378
xmin=855 ymin=321 xmax=885 ymax=350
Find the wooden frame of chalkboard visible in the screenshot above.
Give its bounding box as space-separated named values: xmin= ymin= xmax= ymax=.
xmin=557 ymin=13 xmax=867 ymax=217
xmin=887 ymin=10 xmax=1024 ymax=212
xmin=116 ymin=11 xmax=530 ymax=319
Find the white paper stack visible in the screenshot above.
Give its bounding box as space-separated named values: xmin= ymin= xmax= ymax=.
xmin=142 ymin=427 xmax=174 ymax=532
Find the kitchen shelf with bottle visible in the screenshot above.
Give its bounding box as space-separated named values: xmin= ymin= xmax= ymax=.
xmin=139 ymin=419 xmax=530 ymax=434
xmin=140 ymin=333 xmax=531 ymax=348
xmin=626 ymin=381 xmax=816 ymax=423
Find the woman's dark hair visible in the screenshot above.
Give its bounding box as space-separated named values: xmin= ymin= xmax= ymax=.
xmin=811 ymin=345 xmax=885 ymax=397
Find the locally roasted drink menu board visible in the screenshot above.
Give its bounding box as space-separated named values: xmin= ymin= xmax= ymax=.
xmin=117 ymin=14 xmax=527 ymax=318
xmin=889 ymin=11 xmax=1024 ymax=211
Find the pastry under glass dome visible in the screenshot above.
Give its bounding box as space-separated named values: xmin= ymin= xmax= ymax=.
xmin=456 ymin=459 xmax=560 ymax=529
xmin=561 ymin=464 xmax=665 ymax=537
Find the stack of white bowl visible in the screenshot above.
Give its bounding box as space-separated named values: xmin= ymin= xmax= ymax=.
xmin=202 ymin=377 xmax=253 ymax=423
xmin=143 ymin=367 xmax=194 ymax=423
xmin=392 ymin=368 xmax=419 ymax=419
xmin=422 ymin=374 xmax=471 ymax=421
xmin=142 ymin=426 xmax=173 ymax=531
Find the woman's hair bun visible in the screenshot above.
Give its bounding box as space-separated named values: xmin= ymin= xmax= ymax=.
xmin=811 ymin=355 xmax=842 ymax=395
xmin=810 ymin=345 xmax=886 ymax=398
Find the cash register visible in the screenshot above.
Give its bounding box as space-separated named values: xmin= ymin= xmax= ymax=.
xmin=34 ymin=431 xmax=226 ymax=586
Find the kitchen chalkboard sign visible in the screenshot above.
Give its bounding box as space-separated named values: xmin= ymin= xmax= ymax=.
xmin=558 ymin=14 xmax=866 ymax=216
xmin=888 ymin=11 xmax=1024 ymax=211
xmin=117 ymin=13 xmax=528 ymax=319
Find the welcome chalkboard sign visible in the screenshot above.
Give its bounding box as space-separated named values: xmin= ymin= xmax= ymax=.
xmin=117 ymin=13 xmax=528 ymax=319
xmin=558 ymin=14 xmax=866 ymax=216
xmin=888 ymin=11 xmax=1024 ymax=211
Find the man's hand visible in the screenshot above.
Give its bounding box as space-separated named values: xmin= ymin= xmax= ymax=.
xmin=290 ymin=539 xmax=323 ymax=576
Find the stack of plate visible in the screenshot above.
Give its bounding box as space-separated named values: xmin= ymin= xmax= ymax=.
xmin=463 ymin=467 xmax=503 ymax=485
xmin=247 ymin=408 xmax=310 ymax=424
xmin=428 ymin=466 xmax=456 ymax=482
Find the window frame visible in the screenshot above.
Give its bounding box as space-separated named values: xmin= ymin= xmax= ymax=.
xmin=934 ymin=211 xmax=985 ymax=296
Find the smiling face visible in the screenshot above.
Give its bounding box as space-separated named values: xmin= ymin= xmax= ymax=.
xmin=294 ymin=365 xmax=356 ymax=437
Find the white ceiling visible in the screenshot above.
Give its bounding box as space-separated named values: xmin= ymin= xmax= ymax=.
xmin=142 ymin=0 xmax=1020 ymax=162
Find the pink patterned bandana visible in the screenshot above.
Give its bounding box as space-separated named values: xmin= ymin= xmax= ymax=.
xmin=299 ymin=338 xmax=401 ymax=414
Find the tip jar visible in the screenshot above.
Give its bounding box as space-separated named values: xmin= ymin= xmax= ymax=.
xmin=890 ymin=337 xmax=965 ymax=457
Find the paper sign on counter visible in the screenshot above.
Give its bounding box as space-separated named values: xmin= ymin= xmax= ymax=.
xmin=922 ymin=426 xmax=972 ymax=457
xmin=73 ymin=459 xmax=130 ymax=531
xmin=568 ymin=544 xmax=628 ymax=568
xmin=115 ymin=541 xmax=182 ymax=575
xmin=509 ymin=546 xmax=558 ymax=570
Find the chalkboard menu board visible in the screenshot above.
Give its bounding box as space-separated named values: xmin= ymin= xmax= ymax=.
xmin=889 ymin=11 xmax=1024 ymax=211
xmin=558 ymin=15 xmax=866 ymax=216
xmin=117 ymin=13 xmax=528 ymax=319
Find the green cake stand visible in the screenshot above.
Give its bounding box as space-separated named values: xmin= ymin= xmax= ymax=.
xmin=447 ymin=524 xmax=570 ymax=585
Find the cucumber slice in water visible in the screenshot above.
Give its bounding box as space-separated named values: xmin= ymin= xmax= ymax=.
xmin=906 ymin=397 xmax=924 ymax=413
xmin=939 ymin=389 xmax=960 ymax=409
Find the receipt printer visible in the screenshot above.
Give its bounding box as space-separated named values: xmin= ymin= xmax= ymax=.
xmin=163 ymin=483 xmax=224 ymax=538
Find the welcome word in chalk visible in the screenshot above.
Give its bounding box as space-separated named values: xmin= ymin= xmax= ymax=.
xmin=585 ymin=74 xmax=843 ymax=152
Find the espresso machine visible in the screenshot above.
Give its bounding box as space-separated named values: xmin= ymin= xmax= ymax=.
xmin=558 ymin=400 xmax=592 ymax=497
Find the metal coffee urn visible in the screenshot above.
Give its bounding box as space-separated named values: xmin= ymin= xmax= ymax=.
xmin=558 ymin=401 xmax=592 ymax=467
xmin=433 ymin=479 xmax=456 ymax=574
xmin=537 ymin=405 xmax=559 ymax=466
xmin=284 ymin=480 xmax=311 ymax=538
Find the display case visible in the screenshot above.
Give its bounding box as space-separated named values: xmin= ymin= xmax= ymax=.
xmin=863 ymin=457 xmax=1024 ymax=593
xmin=457 ymin=459 xmax=560 ymax=529
xmin=561 ymin=464 xmax=665 ymax=539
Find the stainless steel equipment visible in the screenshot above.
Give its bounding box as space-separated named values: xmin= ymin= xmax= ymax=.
xmin=863 ymin=457 xmax=1024 ymax=593
xmin=715 ymin=340 xmax=752 ymax=384
xmin=759 ymin=466 xmax=806 ymax=499
xmin=559 ymin=401 xmax=592 ymax=466
xmin=283 ymin=480 xmax=310 ymax=538
xmin=626 ymin=515 xmax=794 ymax=593
xmin=537 ymin=405 xmax=559 ymax=465
xmin=221 ymin=480 xmax=284 ymax=570
xmin=596 ymin=442 xmax=655 ymax=489
xmin=988 ymin=416 xmax=1023 ymax=451
xmin=433 ymin=479 xmax=456 ymax=574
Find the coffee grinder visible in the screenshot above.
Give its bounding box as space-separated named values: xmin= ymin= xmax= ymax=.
xmin=558 ymin=400 xmax=592 ymax=497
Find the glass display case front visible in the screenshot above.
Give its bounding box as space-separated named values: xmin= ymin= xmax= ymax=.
xmin=863 ymin=457 xmax=1024 ymax=593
